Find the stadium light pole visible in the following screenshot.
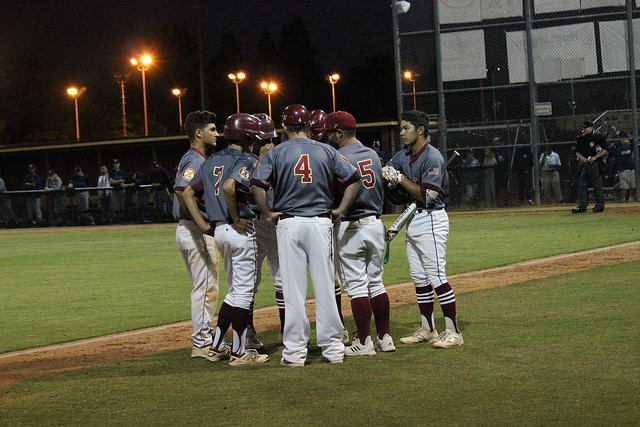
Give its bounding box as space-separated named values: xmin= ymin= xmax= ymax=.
xmin=172 ymin=88 xmax=186 ymax=132
xmin=327 ymin=73 xmax=340 ymax=112
xmin=403 ymin=71 xmax=418 ymax=110
xmin=260 ymin=82 xmax=277 ymax=117
xmin=131 ymin=55 xmax=152 ymax=136
xmin=113 ymin=72 xmax=130 ymax=137
xmin=228 ymin=72 xmax=246 ymax=113
xmin=66 ymin=87 xmax=86 ymax=141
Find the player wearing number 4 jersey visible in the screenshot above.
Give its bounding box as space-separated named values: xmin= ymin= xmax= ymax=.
xmin=322 ymin=111 xmax=395 ymax=356
xmin=252 ymin=104 xmax=361 ymax=367
xmin=183 ymin=113 xmax=269 ymax=366
xmin=384 ymin=110 xmax=463 ymax=349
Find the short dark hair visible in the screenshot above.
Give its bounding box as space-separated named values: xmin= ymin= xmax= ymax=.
xmin=401 ymin=110 xmax=429 ymax=134
xmin=184 ymin=110 xmax=217 ymax=142
xmin=285 ymin=123 xmax=309 ymax=135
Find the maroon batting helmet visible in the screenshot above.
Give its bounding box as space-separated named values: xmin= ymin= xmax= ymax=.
xmin=322 ymin=111 xmax=357 ymax=131
xmin=281 ymin=104 xmax=310 ymax=125
xmin=254 ymin=113 xmax=278 ymax=139
xmin=223 ymin=113 xmax=262 ymax=145
xmin=309 ymin=109 xmax=328 ymax=141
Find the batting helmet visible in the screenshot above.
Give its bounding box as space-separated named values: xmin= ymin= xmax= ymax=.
xmin=322 ymin=111 xmax=357 ymax=132
xmin=309 ymin=109 xmax=328 ymax=141
xmin=384 ymin=184 xmax=411 ymax=205
xmin=254 ymin=113 xmax=278 ymax=139
xmin=281 ymin=104 xmax=310 ymax=125
xmin=224 ymin=113 xmax=262 ymax=145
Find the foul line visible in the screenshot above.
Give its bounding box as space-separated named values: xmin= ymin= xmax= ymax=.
xmin=2 ymin=240 xmax=639 ymax=360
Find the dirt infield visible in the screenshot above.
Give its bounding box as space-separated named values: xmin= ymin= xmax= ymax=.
xmin=1 ymin=239 xmax=639 ymax=387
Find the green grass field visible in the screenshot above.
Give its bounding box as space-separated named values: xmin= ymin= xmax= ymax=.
xmin=1 ymin=261 xmax=638 ymax=425
xmin=1 ymin=209 xmax=639 ymax=352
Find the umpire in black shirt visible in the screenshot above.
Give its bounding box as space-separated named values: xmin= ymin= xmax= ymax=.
xmin=572 ymin=120 xmax=608 ymax=213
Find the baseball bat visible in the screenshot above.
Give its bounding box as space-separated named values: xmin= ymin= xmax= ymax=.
xmin=385 ymin=150 xmax=460 ymax=242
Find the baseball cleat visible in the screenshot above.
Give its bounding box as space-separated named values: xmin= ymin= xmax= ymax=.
xmin=345 ymin=335 xmax=376 ymax=356
xmin=342 ymin=327 xmax=350 ymax=344
xmin=280 ymin=358 xmax=305 ymax=368
xmin=374 ymin=333 xmax=397 ymax=352
xmin=399 ymin=326 xmax=439 ymax=344
xmin=322 ymin=357 xmax=344 ymax=364
xmin=206 ymin=344 xmax=231 ymax=362
xmin=571 ymin=206 xmax=587 ymax=213
xmin=432 ymin=329 xmax=464 ymax=348
xmin=191 ymin=345 xmax=211 ymax=359
xmin=228 ymin=349 xmax=269 ymax=366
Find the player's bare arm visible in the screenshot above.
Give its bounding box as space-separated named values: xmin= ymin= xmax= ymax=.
xmin=252 ymin=186 xmax=281 ymax=227
xmin=223 ymin=178 xmax=253 ymax=233
xmin=331 ymin=180 xmax=361 ymax=222
xmin=182 ymin=184 xmax=212 ymax=235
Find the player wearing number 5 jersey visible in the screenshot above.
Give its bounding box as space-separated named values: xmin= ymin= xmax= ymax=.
xmin=385 ymin=109 xmax=463 ymax=349
xmin=323 ymin=111 xmax=395 ymax=356
xmin=183 ymin=113 xmax=269 ymax=366
xmin=252 ymin=104 xmax=361 ymax=367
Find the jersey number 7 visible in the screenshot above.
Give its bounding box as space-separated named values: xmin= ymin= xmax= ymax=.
xmin=294 ymin=154 xmax=312 ymax=183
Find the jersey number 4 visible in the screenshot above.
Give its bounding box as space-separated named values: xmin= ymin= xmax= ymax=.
xmin=294 ymin=154 xmax=312 ymax=183
xmin=213 ymin=166 xmax=224 ymax=195
xmin=357 ymin=159 xmax=375 ymax=189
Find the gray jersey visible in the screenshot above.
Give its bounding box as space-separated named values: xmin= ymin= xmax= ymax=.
xmin=252 ymin=137 xmax=359 ymax=216
xmin=191 ymin=147 xmax=254 ymax=223
xmin=173 ymin=147 xmax=208 ymax=220
xmin=338 ymin=141 xmax=383 ymax=218
xmin=388 ymin=143 xmax=446 ymax=209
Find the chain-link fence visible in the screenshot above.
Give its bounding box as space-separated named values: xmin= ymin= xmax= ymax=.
xmin=393 ymin=0 xmax=640 ymax=208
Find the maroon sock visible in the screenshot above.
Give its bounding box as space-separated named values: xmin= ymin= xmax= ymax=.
xmin=212 ymin=302 xmax=232 ymax=350
xmin=435 ymin=282 xmax=458 ymax=333
xmin=275 ymin=291 xmax=285 ymax=332
xmin=370 ymin=293 xmax=391 ymax=338
xmin=415 ymin=286 xmax=435 ymax=331
xmin=229 ymin=306 xmax=250 ymax=356
xmin=350 ymin=297 xmax=372 ymax=344
xmin=335 ymin=283 xmax=344 ymax=325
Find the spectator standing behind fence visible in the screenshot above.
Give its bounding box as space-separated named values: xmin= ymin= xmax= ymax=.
xmin=482 ymin=148 xmax=497 ymax=208
xmin=108 ymin=159 xmax=127 ymax=223
xmin=68 ymin=166 xmax=94 ymax=225
xmin=615 ymin=139 xmax=636 ymax=201
xmin=539 ymin=146 xmax=563 ymax=204
xmin=461 ymin=149 xmax=480 ymax=208
xmin=44 ymin=170 xmax=66 ymax=226
xmin=513 ymin=144 xmax=534 ymax=205
xmin=0 ymin=176 xmax=19 ymax=227
xmin=572 ymin=120 xmax=608 ymax=213
xmin=149 ymin=161 xmax=173 ymax=222
xmin=131 ymin=171 xmax=151 ymax=223
xmin=23 ymin=163 xmax=43 ymax=225
xmin=372 ymin=140 xmax=387 ymax=166
xmin=97 ymin=165 xmax=113 ymax=224
xmin=494 ymin=137 xmax=511 ymax=206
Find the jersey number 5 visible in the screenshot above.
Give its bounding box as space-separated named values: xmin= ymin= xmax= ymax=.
xmin=294 ymin=154 xmax=312 ymax=183
xmin=357 ymin=159 xmax=375 ymax=189
xmin=213 ymin=166 xmax=224 ymax=195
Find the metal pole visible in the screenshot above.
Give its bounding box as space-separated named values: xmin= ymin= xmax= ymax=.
xmin=331 ymin=83 xmax=336 ymax=112
xmin=235 ymin=82 xmax=240 ymax=113
xmin=74 ymin=97 xmax=80 ymax=141
xmin=267 ymin=93 xmax=272 ymax=118
xmin=434 ymin=0 xmax=448 ymax=155
xmin=412 ymin=80 xmax=416 ymax=110
xmin=142 ymin=68 xmax=148 ymax=136
xmin=120 ymin=81 xmax=127 ymax=137
xmin=627 ymin=0 xmax=640 ymax=200
xmin=178 ymin=95 xmax=183 ymax=130
xmin=524 ymin=0 xmax=541 ymax=205
xmin=392 ymin=0 xmax=404 ymax=124
xmin=197 ymin=0 xmax=206 ymax=110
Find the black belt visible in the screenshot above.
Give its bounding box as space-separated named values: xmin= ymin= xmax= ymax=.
xmin=280 ymin=213 xmax=331 ymax=220
xmin=416 ymin=207 xmax=443 ymax=214
xmin=341 ymin=214 xmax=380 ymax=222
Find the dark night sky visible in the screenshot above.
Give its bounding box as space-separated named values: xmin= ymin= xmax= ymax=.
xmin=1 ymin=0 xmax=394 ymax=80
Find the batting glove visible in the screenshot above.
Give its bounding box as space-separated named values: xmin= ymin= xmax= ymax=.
xmin=382 ymin=166 xmax=403 ymax=187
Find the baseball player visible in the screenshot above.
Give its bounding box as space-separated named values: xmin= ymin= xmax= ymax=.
xmin=251 ymin=104 xmax=361 ymax=367
xmin=572 ymin=120 xmax=608 ymax=213
xmin=309 ymin=108 xmax=349 ymax=343
xmin=108 ymin=159 xmax=127 ymax=223
xmin=323 ymin=111 xmax=395 ymax=356
xmin=183 ymin=113 xmax=269 ymax=366
xmin=172 ymin=110 xmax=221 ymax=360
xmin=23 ymin=163 xmax=43 ymax=225
xmin=382 ymin=109 xmax=463 ymax=349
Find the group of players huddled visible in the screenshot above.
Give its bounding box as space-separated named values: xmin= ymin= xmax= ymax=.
xmin=173 ymin=105 xmax=463 ymax=367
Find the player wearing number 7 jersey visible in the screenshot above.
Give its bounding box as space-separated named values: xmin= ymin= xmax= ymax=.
xmin=322 ymin=111 xmax=395 ymax=356
xmin=251 ymin=104 xmax=361 ymax=367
